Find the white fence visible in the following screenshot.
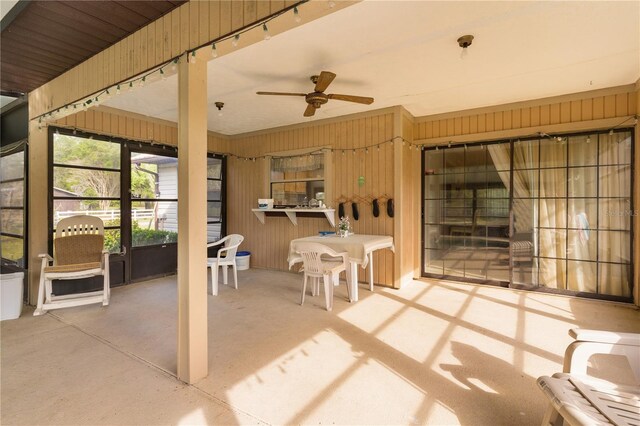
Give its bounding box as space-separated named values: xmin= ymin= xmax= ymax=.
xmin=55 ymin=209 xmax=155 ymax=223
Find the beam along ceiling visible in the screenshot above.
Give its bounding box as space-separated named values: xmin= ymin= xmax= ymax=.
xmin=0 ymin=0 xmax=187 ymax=94
xmin=106 ymin=1 xmax=640 ymax=136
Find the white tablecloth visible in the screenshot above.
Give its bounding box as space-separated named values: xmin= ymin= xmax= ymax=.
xmin=288 ymin=234 xmax=394 ymax=268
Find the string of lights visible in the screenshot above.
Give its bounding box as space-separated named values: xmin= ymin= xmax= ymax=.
xmin=34 ymin=0 xmax=310 ymax=127
xmin=413 ymin=114 xmax=638 ymax=151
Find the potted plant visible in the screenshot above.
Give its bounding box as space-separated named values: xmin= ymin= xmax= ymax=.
xmin=337 ymin=216 xmax=352 ymax=238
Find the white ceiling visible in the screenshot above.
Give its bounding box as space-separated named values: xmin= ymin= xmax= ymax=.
xmin=103 ymin=0 xmax=640 ymax=136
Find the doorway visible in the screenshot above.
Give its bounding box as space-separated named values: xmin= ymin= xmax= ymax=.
xmin=49 ymin=129 xmax=197 ymax=291
xmin=422 ymin=129 xmax=634 ymax=302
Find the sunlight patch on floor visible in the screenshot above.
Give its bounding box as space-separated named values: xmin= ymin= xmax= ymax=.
xmin=177 ymin=408 xmax=207 ymax=426
xmin=336 ymin=290 xmax=407 ymax=333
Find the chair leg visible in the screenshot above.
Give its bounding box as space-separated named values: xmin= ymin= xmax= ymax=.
xmin=368 ymin=252 xmax=374 ymax=291
xmin=301 ymin=274 xmax=307 ymax=305
xmin=102 ymin=273 xmax=110 ymax=307
xmin=323 ymin=275 xmax=333 ymax=311
xmin=343 ymin=270 xmax=352 ymax=301
xmin=211 ymin=266 xmax=219 ymax=296
xmin=34 ymin=276 xmax=47 ymax=316
xmin=222 ymin=265 xmax=228 ymax=285
xmin=232 ymin=264 xmax=238 ymax=290
xmin=45 ymin=279 xmax=53 ymax=303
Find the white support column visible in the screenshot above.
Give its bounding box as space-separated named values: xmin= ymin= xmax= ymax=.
xmin=177 ymin=52 xmax=208 ymax=383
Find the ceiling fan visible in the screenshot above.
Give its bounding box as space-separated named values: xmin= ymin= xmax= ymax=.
xmin=256 ymin=71 xmax=374 ymax=117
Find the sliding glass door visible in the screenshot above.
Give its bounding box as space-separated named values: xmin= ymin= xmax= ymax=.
xmin=422 ymin=129 xmax=633 ymax=301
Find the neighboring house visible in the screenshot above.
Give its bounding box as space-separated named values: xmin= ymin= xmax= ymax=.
xmin=52 ymin=187 xmax=81 ymax=212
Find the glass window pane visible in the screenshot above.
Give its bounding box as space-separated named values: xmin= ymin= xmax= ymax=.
xmin=540 ymin=139 xmax=566 ymax=168
xmin=53 ymin=134 xmax=120 ymax=169
xmin=568 ymin=167 xmax=596 ymax=197
xmin=512 ymin=168 xmax=536 ymax=198
xmin=425 ymin=150 xmax=443 ymax=172
xmin=424 ymin=249 xmax=443 ymax=275
xmin=424 ymin=199 xmax=442 ymax=223
xmin=0 ymin=209 xmax=24 ymax=236
xmin=207 ymin=158 xmax=222 ymax=179
xmin=1 ymin=151 xmax=25 ymax=181
xmin=131 ymin=154 xmax=177 ymax=199
xmin=568 ymin=135 xmax=597 ymax=166
xmin=131 ymin=201 xmax=177 ymax=247
xmin=599 ymin=165 xmax=631 ymax=197
xmin=566 ymin=230 xmax=596 ymax=261
xmin=539 ymin=229 xmax=566 ymax=259
xmin=0 ymin=181 xmax=24 ymax=207
xmin=54 ymin=166 xmax=120 ymax=198
xmin=0 ymin=235 xmax=24 ymax=266
xmin=271 ymin=154 xmax=324 ymax=181
xmin=539 ymin=258 xmax=566 ymax=290
xmin=207 ymin=180 xmax=222 ymax=201
xmin=207 ymin=223 xmax=222 ymax=243
xmin=568 ymin=199 xmax=596 ymax=230
xmin=424 ymin=174 xmax=443 ymax=199
xmin=512 ymin=139 xmax=538 ymax=169
xmin=598 ymin=263 xmax=631 ymax=298
xmin=424 ymin=225 xmax=444 ymax=249
xmin=540 ymin=168 xmax=566 ymax=197
xmin=53 ymin=202 xmax=121 ymax=228
xmin=271 ymin=181 xmax=324 ymax=207
xmin=465 ymin=145 xmax=486 ymax=172
xmin=598 ymin=231 xmax=630 ymax=264
xmin=208 ymin=201 xmax=222 ymax=222
xmin=104 ymin=229 xmax=121 ymax=254
xmin=539 ymin=199 xmax=566 ymax=228
xmin=486 ymin=143 xmax=511 ymax=171
xmin=599 ymin=131 xmax=631 ymax=165
xmin=599 ymin=200 xmax=631 ymax=230
xmin=567 ymin=261 xmax=597 ymax=292
xmin=444 ymin=149 xmax=465 ymax=172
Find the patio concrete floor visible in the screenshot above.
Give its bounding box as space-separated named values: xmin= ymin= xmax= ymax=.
xmin=2 ymin=269 xmax=639 ymax=425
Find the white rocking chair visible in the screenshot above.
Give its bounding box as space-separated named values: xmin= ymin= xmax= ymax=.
xmin=34 ymin=215 xmax=110 ymax=316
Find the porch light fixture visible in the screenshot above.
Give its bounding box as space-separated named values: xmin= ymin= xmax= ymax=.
xmin=457 ymin=34 xmax=474 ymax=59
xmin=232 ymin=34 xmax=240 ymax=47
xmin=215 ymin=101 xmax=224 ymax=117
xmin=293 ymin=6 xmax=301 ymax=23
xmin=211 ymin=43 xmax=218 ymax=58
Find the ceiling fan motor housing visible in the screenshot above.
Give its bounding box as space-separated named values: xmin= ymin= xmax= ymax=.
xmin=306 ymin=92 xmax=329 ymax=108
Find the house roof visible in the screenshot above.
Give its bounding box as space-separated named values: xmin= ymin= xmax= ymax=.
xmin=0 ymin=0 xmax=187 ymax=95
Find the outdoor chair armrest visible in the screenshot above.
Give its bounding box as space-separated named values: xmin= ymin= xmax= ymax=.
xmin=207 ymin=239 xmax=225 ymax=248
xmin=38 ymin=253 xmax=53 ymax=262
xmin=569 ymin=329 xmax=640 ymax=346
xmin=216 ymin=242 xmax=242 ymax=260
xmin=564 ymin=328 xmax=640 ymax=381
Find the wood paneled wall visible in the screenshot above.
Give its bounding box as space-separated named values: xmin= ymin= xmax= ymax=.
xmin=414 ymin=85 xmax=637 ymax=143
xmin=227 ymin=111 xmax=397 ymax=286
xmin=55 ymin=107 xmax=229 ymax=153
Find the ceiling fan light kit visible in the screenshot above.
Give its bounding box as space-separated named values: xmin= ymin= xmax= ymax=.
xmin=256 ymin=71 xmax=374 ymax=117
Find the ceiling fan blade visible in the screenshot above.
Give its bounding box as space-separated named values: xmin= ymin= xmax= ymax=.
xmin=314 ymin=71 xmax=336 ymax=92
xmin=303 ymin=104 xmax=316 ymax=117
xmin=328 ymin=94 xmax=374 ymax=105
xmin=256 ymin=91 xmax=307 ymax=97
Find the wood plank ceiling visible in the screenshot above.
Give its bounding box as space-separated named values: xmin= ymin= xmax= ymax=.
xmin=1 ymin=0 xmax=187 ymax=95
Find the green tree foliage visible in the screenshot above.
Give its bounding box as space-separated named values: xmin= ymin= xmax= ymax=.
xmin=53 ymin=135 xmax=156 ymax=209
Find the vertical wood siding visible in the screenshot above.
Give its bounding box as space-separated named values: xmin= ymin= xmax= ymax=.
xmin=227 ymin=113 xmax=397 ymax=286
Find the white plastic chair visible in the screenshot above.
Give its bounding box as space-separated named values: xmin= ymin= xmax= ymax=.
xmin=295 ymin=242 xmax=350 ymax=311
xmin=537 ymin=329 xmax=640 ymax=426
xmin=207 ymin=234 xmax=244 ymax=295
xmin=34 ymin=215 xmax=110 ymax=316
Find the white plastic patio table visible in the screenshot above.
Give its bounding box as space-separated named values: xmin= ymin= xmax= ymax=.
xmin=288 ymin=234 xmax=394 ymax=302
